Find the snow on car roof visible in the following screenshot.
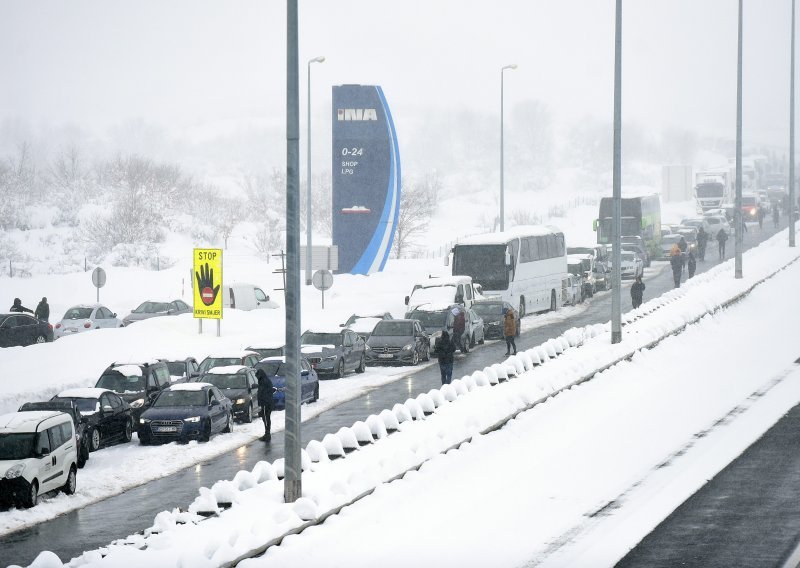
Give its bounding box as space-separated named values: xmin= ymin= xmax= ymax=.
xmin=567 ymin=254 xmax=592 ymax=261
xmin=348 ymin=318 xmax=383 ymax=333
xmin=169 ymin=382 xmax=210 ymax=391
xmin=203 ymin=351 xmax=258 ymax=359
xmin=57 ymin=387 xmax=109 ymax=399
xmin=303 ymin=328 xmax=345 ymax=335
xmin=0 ymin=411 xmax=64 ymax=431
xmin=111 ymin=365 xmax=144 ymax=377
xmin=260 ymin=356 xmax=286 ymax=362
xmin=409 ymin=302 xmax=455 ymax=313
xmin=413 ymin=276 xmax=471 ymax=288
xmin=207 ymin=365 xmax=248 ymax=374
xmin=456 ymin=225 xmax=563 ymax=246
xmin=301 ymin=344 xmax=334 ymax=353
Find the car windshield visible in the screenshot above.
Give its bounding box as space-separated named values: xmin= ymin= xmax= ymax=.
xmin=407 ymin=310 xmax=447 ymax=328
xmin=54 ymin=397 xmax=99 ymax=414
xmin=622 ymin=252 xmax=635 ymax=260
xmin=472 ymin=303 xmax=504 ymax=318
xmin=96 ymin=372 xmax=145 ymax=394
xmin=682 ymin=219 xmax=703 ymax=228
xmin=202 ymin=373 xmax=248 ymax=390
xmin=153 ymin=390 xmax=207 ymax=407
xmin=372 ymin=321 xmax=413 ymax=336
xmin=198 ymin=357 xmax=241 ymax=373
xmin=663 ymin=235 xmax=681 ymax=245
xmin=248 ymin=347 xmax=283 ymax=359
xmin=257 ymin=362 xmax=284 ymax=376
xmin=568 ymin=263 xmax=582 ymax=276
xmin=0 ymin=433 xmax=36 ymax=460
xmin=301 ymin=333 xmax=342 ymax=347
xmin=133 ymin=302 xmax=169 ymax=314
xmin=567 ymin=247 xmax=594 ymax=256
xmin=166 ymin=362 xmax=186 ymax=376
xmin=741 ymin=196 xmax=757 ymax=207
xmin=63 ymin=307 xmax=93 ymax=320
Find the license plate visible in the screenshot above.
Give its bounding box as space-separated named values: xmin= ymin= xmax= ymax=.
xmin=378 ymin=354 xmax=394 ymax=359
xmin=156 ymin=426 xmax=177 ymax=432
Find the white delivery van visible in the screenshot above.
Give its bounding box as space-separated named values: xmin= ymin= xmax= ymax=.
xmin=404 ymin=276 xmax=482 ymax=312
xmin=0 ymin=410 xmax=78 ymax=508
xmin=222 ymin=284 xmax=278 ymax=311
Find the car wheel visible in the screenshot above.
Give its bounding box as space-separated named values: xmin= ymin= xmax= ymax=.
xmin=312 ymin=383 xmax=319 ymax=402
xmin=35 ymin=335 xmax=47 ymax=344
xmin=78 ymin=443 xmax=89 ymax=469
xmin=123 ymin=420 xmax=133 ymax=443
xmin=89 ymin=428 xmax=101 ymax=452
xmin=355 ymin=355 xmax=366 ymax=374
xmin=61 ymin=466 xmax=77 ymax=495
xmin=478 ymin=332 xmax=484 ymax=345
xmin=200 ymin=419 xmax=212 ymax=442
xmin=335 ymin=359 xmax=345 ymax=379
xmin=223 ymin=413 xmax=233 ymax=433
xmin=411 ymin=350 xmax=419 ymax=366
xmin=470 ymin=333 xmax=476 ymax=348
xmin=423 ymin=346 xmax=431 ymax=361
xmin=550 ymin=290 xmax=557 ymax=312
xmin=461 ymin=336 xmax=469 ymax=354
xmin=22 ymin=480 xmax=38 ymax=508
xmin=244 ymin=403 xmax=254 ymax=423
xmin=518 ymin=297 xmax=526 ymax=318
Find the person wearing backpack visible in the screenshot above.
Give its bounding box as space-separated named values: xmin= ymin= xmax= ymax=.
xmin=433 ymin=330 xmax=456 ymax=385
xmin=255 ymin=368 xmax=275 ymax=442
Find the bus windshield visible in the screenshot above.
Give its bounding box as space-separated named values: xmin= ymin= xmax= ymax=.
xmin=452 ymin=245 xmax=508 ymax=291
xmin=695 ymin=183 xmax=725 ymax=198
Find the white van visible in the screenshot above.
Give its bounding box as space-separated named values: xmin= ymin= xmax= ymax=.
xmin=222 ymin=284 xmax=278 ymax=311
xmin=0 ymin=411 xmax=78 ymax=507
xmin=404 ymin=276 xmax=482 ymax=312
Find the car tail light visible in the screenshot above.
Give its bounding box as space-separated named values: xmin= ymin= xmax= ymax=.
xmin=84 ymin=322 xmax=91 ymax=328
xmin=55 ymin=323 xmax=61 ymax=329
xmin=48 ymin=324 xmax=53 ymax=330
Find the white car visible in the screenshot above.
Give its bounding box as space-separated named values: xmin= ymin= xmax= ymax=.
xmin=609 ymin=250 xmax=643 ymax=279
xmin=703 ymin=215 xmax=731 ymax=237
xmin=54 ymin=304 xmax=124 ymax=339
xmin=0 ymin=411 xmax=78 ymax=508
xmin=561 ymin=274 xmax=582 ymax=306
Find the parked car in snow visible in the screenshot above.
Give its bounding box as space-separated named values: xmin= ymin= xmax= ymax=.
xmin=620 ymin=236 xmax=651 ymax=267
xmin=0 ymin=313 xmax=53 ymax=347
xmin=471 ymin=300 xmax=520 ymax=340
xmin=593 ymin=263 xmax=612 ymax=291
xmin=300 ymin=328 xmax=366 ymax=378
xmin=404 ymin=276 xmax=482 ymax=312
xmin=222 ymin=284 xmax=278 ymax=311
xmin=122 ymin=300 xmax=191 ymax=326
xmin=197 ymin=351 xmax=261 ymax=374
xmin=137 ymin=383 xmax=233 ymax=445
xmin=611 ymin=250 xmax=643 ymax=279
xmin=567 ymin=254 xmax=596 ymax=299
xmin=404 ymin=304 xmax=475 ymax=354
xmin=365 ymin=319 xmax=430 ymax=366
xmin=159 ymin=357 xmax=200 ymax=383
xmin=18 ymin=400 xmax=90 ymax=468
xmin=54 ymin=304 xmax=123 ymax=339
xmin=660 ymin=234 xmax=682 ymax=259
xmin=94 ymin=361 xmax=172 ymax=421
xmin=342 ymin=312 xmax=394 ymax=341
xmin=0 ymin=410 xmax=78 ymax=508
xmin=562 ymin=274 xmax=582 ymax=306
xmin=244 ymin=344 xmax=284 ymax=360
xmin=253 ymin=357 xmax=319 ymax=410
xmin=192 ymin=366 xmax=261 ymax=423
xmin=51 ymin=388 xmax=134 ymax=452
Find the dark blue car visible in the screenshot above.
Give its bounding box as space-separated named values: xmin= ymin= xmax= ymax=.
xmin=137 ymin=383 xmax=233 ymax=444
xmin=254 ymin=356 xmax=319 ymax=410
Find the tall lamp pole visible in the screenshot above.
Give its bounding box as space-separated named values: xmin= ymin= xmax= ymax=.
xmin=791 ymin=0 xmax=796 ymax=248
xmin=735 ymin=0 xmax=743 ymax=278
xmin=306 ymin=55 xmax=325 ymax=285
xmin=500 ymin=63 xmax=517 ymax=232
xmin=611 ymin=0 xmax=623 ymax=344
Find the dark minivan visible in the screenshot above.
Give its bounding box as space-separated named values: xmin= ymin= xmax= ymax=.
xmin=95 ymin=361 xmax=172 ymax=421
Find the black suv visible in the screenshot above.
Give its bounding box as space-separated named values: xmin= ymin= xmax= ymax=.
xmin=365 ymin=319 xmax=430 ymax=366
xmin=95 ymin=361 xmax=172 ymax=421
xmin=300 ymin=328 xmax=366 ymax=378
xmin=192 ymin=366 xmax=261 ymax=423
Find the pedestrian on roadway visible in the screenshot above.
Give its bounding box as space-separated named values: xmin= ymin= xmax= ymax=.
xmin=433 ymin=330 xmax=456 ymax=385
xmin=255 ymin=368 xmax=274 ymax=442
xmin=717 ymin=228 xmax=728 ymax=260
xmin=697 ymin=227 xmax=708 ymax=261
xmin=773 ymin=203 xmax=780 ymax=228
xmin=630 ymin=275 xmax=645 ymax=309
xmin=503 ymin=307 xmax=517 ymax=356
xmin=687 ymin=251 xmax=696 ymax=279
xmin=669 ymin=244 xmax=683 ymax=288
xmin=34 ymin=297 xmax=49 ymax=322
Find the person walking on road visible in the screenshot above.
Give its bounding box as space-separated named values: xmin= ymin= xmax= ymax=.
xmin=758 ymin=206 xmax=765 ymax=230
xmin=450 ymin=306 xmax=466 ymax=352
xmin=630 ymin=275 xmax=645 ymax=309
xmin=433 ymin=330 xmax=456 ymax=385
xmin=696 ymin=226 xmax=708 ymax=261
xmin=9 ymin=298 xmax=32 ymax=314
xmin=255 ymin=368 xmax=274 ymax=442
xmin=773 ymin=203 xmax=781 ymax=228
xmin=503 ymin=308 xmax=517 ymax=356
xmin=687 ymin=251 xmax=697 ymax=279
xmin=34 ymin=297 xmax=49 ymax=322
xmin=716 ymin=228 xmax=728 ymax=261
xmin=669 ymin=243 xmax=683 ymax=288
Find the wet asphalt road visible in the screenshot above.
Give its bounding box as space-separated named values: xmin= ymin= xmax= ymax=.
xmin=1 ymin=222 xmax=788 ymax=567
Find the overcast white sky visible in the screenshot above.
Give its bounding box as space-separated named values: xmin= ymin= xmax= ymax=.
xmin=0 ymin=0 xmax=794 ymax=148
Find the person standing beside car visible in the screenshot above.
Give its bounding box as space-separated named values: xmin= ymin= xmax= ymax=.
xmin=255 ymin=368 xmax=274 ymax=442
xmin=9 ymin=298 xmax=33 ymax=313
xmin=669 ymin=243 xmax=683 ymax=288
xmin=34 ymin=297 xmax=49 ymax=322
xmin=630 ymin=275 xmax=645 ymax=309
xmin=687 ymin=251 xmax=697 ymax=279
xmin=503 ymin=308 xmax=517 ymax=356
xmin=433 ymin=330 xmax=456 ymax=385
xmin=696 ymin=227 xmax=708 ymax=261
xmin=716 ymin=228 xmax=728 ymax=260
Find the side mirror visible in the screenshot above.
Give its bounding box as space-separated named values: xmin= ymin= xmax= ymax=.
xmin=404 ymin=296 xmax=410 ymax=306
xmin=36 ymin=447 xmax=50 ymax=458
xmin=210 ymin=399 xmax=220 ymax=407
xmin=102 ymin=405 xmax=113 ymax=413
xmin=592 ymin=219 xmax=598 ymax=231
xmin=443 ymin=256 xmax=449 ymax=267
xmin=112 ymin=313 xmax=117 ymax=318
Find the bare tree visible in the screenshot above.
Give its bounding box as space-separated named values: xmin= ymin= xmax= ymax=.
xmin=392 ymin=175 xmax=438 ymax=258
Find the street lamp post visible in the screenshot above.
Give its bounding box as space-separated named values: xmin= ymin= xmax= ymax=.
xmin=791 ymin=0 xmax=796 ymax=248
xmin=735 ymin=0 xmax=743 ymax=278
xmin=611 ymin=0 xmax=623 ymax=344
xmin=500 ymin=63 xmax=517 ymax=232
xmin=306 ymin=55 xmax=325 ymax=285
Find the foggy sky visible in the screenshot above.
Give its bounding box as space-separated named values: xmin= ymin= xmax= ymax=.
xmin=0 ymin=0 xmax=794 ymax=151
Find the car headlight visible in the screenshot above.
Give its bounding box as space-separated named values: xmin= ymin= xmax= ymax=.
xmin=235 ymin=398 xmax=246 ymax=405
xmin=5 ymin=463 xmax=25 ymax=479
xmin=402 ymin=344 xmax=413 ymax=351
xmin=365 ymin=344 xmax=372 ymax=351
xmin=184 ymin=416 xmax=201 ymax=423
xmin=130 ymin=398 xmax=145 ymax=409
xmin=322 ymin=356 xmax=337 ymax=362
xmin=139 ymin=418 xmax=150 ymax=424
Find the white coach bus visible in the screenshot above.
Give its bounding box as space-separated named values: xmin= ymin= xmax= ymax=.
xmin=449 ymin=225 xmax=567 ymax=317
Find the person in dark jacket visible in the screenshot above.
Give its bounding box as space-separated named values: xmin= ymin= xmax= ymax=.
xmin=717 ymin=228 xmax=728 ymax=260
xmin=503 ymin=308 xmax=517 ymax=356
xmin=696 ymin=227 xmax=708 ymax=261
xmin=687 ymin=251 xmax=697 ymax=279
xmin=630 ymin=276 xmax=645 ymax=309
xmin=255 ymin=368 xmax=274 ymax=442
xmin=450 ymin=307 xmax=466 ymax=352
xmin=34 ymin=297 xmax=49 ymax=322
xmin=433 ymin=330 xmax=456 ymax=385
xmin=9 ymin=298 xmax=32 ymax=314
xmin=670 ymin=249 xmax=683 ymax=288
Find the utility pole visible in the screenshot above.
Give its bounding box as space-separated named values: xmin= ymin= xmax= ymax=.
xmin=611 ymin=0 xmax=623 ymax=344
xmin=735 ymin=0 xmax=744 ymax=278
xmin=284 ymin=0 xmax=302 ymax=503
